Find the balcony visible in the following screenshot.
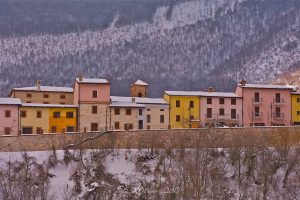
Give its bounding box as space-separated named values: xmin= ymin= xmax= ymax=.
xmin=253 ymin=112 xmax=263 ymax=118
xmin=273 ymin=112 xmax=284 ymax=119
xmin=273 ymin=98 xmax=285 ymax=105
xmin=205 ymin=114 xmax=239 ymax=121
xmin=252 ymin=97 xmax=263 ymax=104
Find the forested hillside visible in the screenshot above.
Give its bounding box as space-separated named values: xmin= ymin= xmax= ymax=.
xmin=1 ymin=0 xmax=300 ymax=96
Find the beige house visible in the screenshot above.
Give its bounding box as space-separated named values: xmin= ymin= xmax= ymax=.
xmin=110 ymin=96 xmax=169 ymax=130
xmin=10 ymin=80 xmax=73 ymax=105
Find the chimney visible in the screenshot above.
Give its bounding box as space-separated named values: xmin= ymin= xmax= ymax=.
xmin=79 ymin=74 xmax=83 ymax=81
xmin=36 ymin=80 xmax=41 ymax=91
xmin=132 ymin=97 xmax=136 ymax=102
xmin=240 ymin=79 xmax=247 ymax=86
xmin=207 ymin=87 xmax=214 ymax=93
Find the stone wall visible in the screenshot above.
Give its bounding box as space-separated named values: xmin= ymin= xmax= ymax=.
xmin=1 ymin=127 xmax=300 ymax=152
xmin=11 ymin=91 xmax=73 ymax=104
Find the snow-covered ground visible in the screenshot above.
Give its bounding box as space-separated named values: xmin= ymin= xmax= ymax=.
xmin=0 ymin=147 xmax=299 ymax=199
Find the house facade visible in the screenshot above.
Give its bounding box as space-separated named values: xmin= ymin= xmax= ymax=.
xmin=200 ymin=92 xmax=242 ymax=127
xmin=10 ymin=80 xmax=73 ymax=104
xmin=73 ymin=76 xmax=111 ymax=132
xmin=291 ymin=92 xmax=300 ymax=126
xmin=0 ymin=98 xmax=21 ymax=135
xmin=130 ymin=80 xmax=148 ymax=97
xmin=235 ymin=81 xmax=295 ymax=127
xmin=111 ymin=96 xmax=169 ymax=130
xmin=164 ymin=91 xmax=200 ymax=129
xmin=20 ymin=103 xmax=77 ymax=134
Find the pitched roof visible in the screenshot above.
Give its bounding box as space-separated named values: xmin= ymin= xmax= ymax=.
xmin=164 ymin=91 xmax=240 ymax=98
xmin=75 ymin=78 xmax=109 ymax=84
xmin=110 ymin=102 xmax=145 ymax=108
xmin=111 ymin=96 xmax=168 ymax=104
xmin=132 ymin=80 xmax=148 ymax=86
xmin=12 ymin=86 xmax=73 ymax=93
xmin=21 ymin=103 xmax=77 ymax=108
xmin=0 ymin=98 xmax=22 ymax=105
xmin=237 ymin=83 xmax=296 ymax=90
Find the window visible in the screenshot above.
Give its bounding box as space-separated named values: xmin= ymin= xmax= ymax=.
xmin=124 ymin=124 xmax=133 ymax=130
xmin=51 ymin=126 xmax=57 ymax=133
xmin=297 ymin=98 xmax=300 ymax=103
xmin=146 ymin=108 xmax=151 ymax=111
xmin=66 ymin=126 xmax=74 ymax=132
xmin=147 ymin=115 xmax=151 ymax=123
xmin=297 ymin=111 xmax=300 ymax=116
xmin=20 ymin=110 xmax=27 ymax=118
xmin=60 ymin=102 xmax=65 ymax=105
xmin=92 ymin=106 xmax=98 ymax=114
xmin=92 ymin=90 xmax=98 ymax=98
xmin=26 ymin=101 xmax=31 ymax=103
xmin=190 ymin=115 xmax=194 ymax=121
xmin=5 ymin=110 xmax=11 ymax=118
xmin=160 ymin=109 xmax=164 ymax=111
xmin=138 ymin=92 xmax=143 ymax=97
xmin=219 ymin=98 xmax=225 ymax=105
xmin=91 ymin=123 xmax=98 ymax=131
xmin=139 ymin=109 xmax=143 ymax=116
xmin=254 ymin=107 xmax=260 ymax=117
xmin=160 ymin=115 xmax=165 ymax=123
xmin=23 ymin=127 xmax=33 ymax=134
xmin=114 ymin=122 xmax=120 ymax=130
xmin=219 ymin=108 xmax=225 ymax=116
xmin=43 ymin=102 xmax=49 ymax=104
xmin=139 ymin=120 xmax=143 ymax=129
xmin=26 ymin=93 xmax=32 ymax=98
xmin=53 ymin=112 xmax=61 ymax=118
xmin=36 ymin=111 xmax=42 ymax=118
xmin=36 ymin=127 xmax=43 ymax=134
xmin=254 ymin=92 xmax=260 ymax=102
xmin=176 ymin=115 xmax=180 ymax=122
xmin=126 ymin=109 xmax=132 ymax=115
xmin=66 ymin=112 xmax=74 ymax=118
xmin=189 ymin=101 xmax=194 ymax=108
xmin=43 ymin=94 xmax=49 ymax=98
xmin=60 ymin=95 xmax=66 ymax=99
xmin=176 ymin=100 xmax=180 ymax=107
xmin=231 ymin=98 xmax=236 ymax=105
xmin=114 ymin=108 xmax=120 ymax=115
xmin=4 ymin=127 xmax=11 ymax=135
xmin=207 ymin=98 xmax=212 ymax=104
xmin=275 ymin=93 xmax=281 ymax=103
xmin=207 ymin=108 xmax=212 ymax=118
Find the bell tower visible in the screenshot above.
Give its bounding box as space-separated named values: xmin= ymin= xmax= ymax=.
xmin=130 ymin=80 xmax=148 ymax=97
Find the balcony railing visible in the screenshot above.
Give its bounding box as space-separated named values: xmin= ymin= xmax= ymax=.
xmin=252 ymin=97 xmax=263 ymax=103
xmin=273 ymin=112 xmax=284 ymax=119
xmin=205 ymin=114 xmax=239 ymax=120
xmin=273 ymin=98 xmax=285 ymax=104
xmin=253 ymin=112 xmax=263 ymax=118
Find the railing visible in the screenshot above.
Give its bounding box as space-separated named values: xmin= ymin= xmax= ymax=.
xmin=273 ymin=112 xmax=284 ymax=119
xmin=273 ymin=98 xmax=285 ymax=104
xmin=252 ymin=97 xmax=263 ymax=103
xmin=253 ymin=112 xmax=263 ymax=118
xmin=205 ymin=114 xmax=239 ymax=120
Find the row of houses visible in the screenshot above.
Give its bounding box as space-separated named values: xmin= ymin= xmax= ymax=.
xmin=1 ymin=76 xmax=300 ymax=135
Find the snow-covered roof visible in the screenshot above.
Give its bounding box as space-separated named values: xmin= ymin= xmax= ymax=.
xmin=21 ymin=103 xmax=77 ymax=108
xmin=0 ymin=98 xmax=22 ymax=105
xmin=111 ymin=96 xmax=168 ymax=104
xmin=12 ymin=86 xmax=73 ymax=93
xmin=110 ymin=102 xmax=145 ymax=108
xmin=164 ymin=91 xmax=240 ymax=98
xmin=132 ymin=80 xmax=148 ymax=86
xmin=76 ymin=78 xmax=109 ymax=84
xmin=238 ymin=83 xmax=296 ymax=90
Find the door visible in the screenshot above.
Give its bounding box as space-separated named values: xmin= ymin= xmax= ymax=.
xmin=231 ymin=109 xmax=237 ymax=119
xmin=138 ymin=120 xmax=143 ymax=129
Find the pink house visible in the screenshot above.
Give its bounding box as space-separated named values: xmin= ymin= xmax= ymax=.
xmin=200 ymin=91 xmax=243 ymax=127
xmin=73 ymin=76 xmax=111 ymax=132
xmin=235 ymin=80 xmax=295 ymax=127
xmin=0 ymin=98 xmax=21 ymax=135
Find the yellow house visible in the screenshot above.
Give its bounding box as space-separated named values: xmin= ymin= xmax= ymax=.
xmin=291 ymin=92 xmax=300 ymax=125
xmin=49 ymin=106 xmax=77 ymax=133
xmin=20 ymin=103 xmax=77 ymax=134
xmin=164 ymin=91 xmax=200 ymax=129
xmin=20 ymin=104 xmax=50 ymax=134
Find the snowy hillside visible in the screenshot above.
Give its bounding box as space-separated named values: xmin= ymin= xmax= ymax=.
xmin=0 ymin=0 xmax=300 ymax=96
xmin=0 ymin=148 xmax=300 ymax=199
